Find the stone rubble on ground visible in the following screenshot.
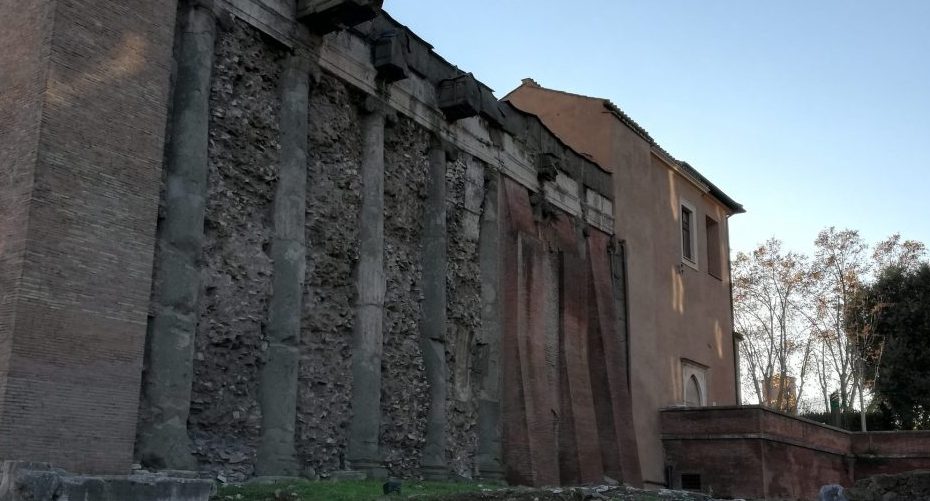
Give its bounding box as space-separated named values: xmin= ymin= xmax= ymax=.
xmin=437 ymin=483 xmax=725 ymax=500
xmin=844 ymin=470 xmax=930 ymax=501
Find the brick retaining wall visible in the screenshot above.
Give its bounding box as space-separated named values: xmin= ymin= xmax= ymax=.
xmin=662 ymin=406 xmax=930 ymax=500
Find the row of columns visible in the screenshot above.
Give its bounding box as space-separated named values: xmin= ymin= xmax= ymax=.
xmin=137 ymin=1 xmax=504 ymax=478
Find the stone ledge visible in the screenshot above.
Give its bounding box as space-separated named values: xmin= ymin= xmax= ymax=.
xmin=0 ymin=461 xmax=215 ymax=501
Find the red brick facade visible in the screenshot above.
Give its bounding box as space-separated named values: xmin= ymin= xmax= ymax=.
xmin=501 ymin=178 xmax=641 ymax=486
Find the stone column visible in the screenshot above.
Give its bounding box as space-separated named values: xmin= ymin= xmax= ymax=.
xmin=419 ymin=136 xmax=450 ymax=479
xmin=476 ymin=171 xmax=503 ymax=480
xmin=346 ymin=100 xmax=387 ymax=478
xmin=255 ymin=49 xmax=312 ymax=477
xmin=136 ymin=1 xmax=215 ymax=471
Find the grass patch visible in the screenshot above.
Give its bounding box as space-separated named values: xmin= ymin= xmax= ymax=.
xmin=214 ymin=479 xmax=488 ymax=501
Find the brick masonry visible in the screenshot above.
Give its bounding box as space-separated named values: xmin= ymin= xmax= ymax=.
xmin=500 ymin=178 xmax=640 ymax=486
xmin=662 ymin=406 xmax=930 ymax=500
xmin=0 ymin=0 xmax=178 ymax=474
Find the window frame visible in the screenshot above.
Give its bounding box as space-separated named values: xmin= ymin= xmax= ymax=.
xmin=679 ymin=199 xmax=698 ymax=270
xmin=705 ymin=215 xmax=722 ymax=280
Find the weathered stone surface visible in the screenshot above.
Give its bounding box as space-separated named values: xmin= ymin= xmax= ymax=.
xmin=846 ymin=471 xmax=930 ymax=501
xmin=420 ymin=138 xmax=449 ymax=476
xmin=186 ymin=18 xmax=283 ymax=482
xmin=0 ymin=462 xmax=214 ymax=501
xmin=446 ymin=154 xmax=484 ymax=478
xmin=438 ymin=484 xmax=714 ymax=500
xmin=137 ymin=1 xmax=215 ymax=472
xmin=297 ymin=72 xmax=363 ymax=474
xmin=133 ymin=4 xmax=612 ymax=487
xmin=380 ymin=115 xmax=430 ymax=476
xmin=346 ymin=105 xmax=387 ymax=474
xmin=256 ymin=49 xmax=312 ymax=477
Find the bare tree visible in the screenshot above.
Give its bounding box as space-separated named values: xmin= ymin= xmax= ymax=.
xmin=808 ymin=227 xmax=870 ymax=428
xmin=734 ymin=238 xmax=814 ymax=412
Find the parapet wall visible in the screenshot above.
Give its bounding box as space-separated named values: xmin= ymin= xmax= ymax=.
xmin=662 ymin=406 xmax=930 ymax=500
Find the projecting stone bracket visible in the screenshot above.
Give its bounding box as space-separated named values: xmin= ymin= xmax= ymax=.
xmin=438 ymin=73 xmax=481 ymax=122
xmin=536 ymin=152 xmax=561 ymax=184
xmin=372 ymin=30 xmax=408 ymax=83
xmin=297 ymin=0 xmax=383 ymax=34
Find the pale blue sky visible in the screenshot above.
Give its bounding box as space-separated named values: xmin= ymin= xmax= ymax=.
xmin=385 ymin=1 xmax=930 ymax=256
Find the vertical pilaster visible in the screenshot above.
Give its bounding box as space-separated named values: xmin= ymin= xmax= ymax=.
xmin=136 ymin=1 xmax=216 ymax=470
xmin=347 ymin=100 xmax=387 ymax=477
xmin=476 ymin=172 xmax=504 ymax=480
xmin=420 ymin=136 xmax=450 ymax=479
xmin=256 ymin=49 xmax=311 ymax=477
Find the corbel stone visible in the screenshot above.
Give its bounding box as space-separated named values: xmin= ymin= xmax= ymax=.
xmin=372 ymin=29 xmax=409 ymax=83
xmin=437 ymin=73 xmax=481 ymax=122
xmin=478 ymin=87 xmax=505 ymax=128
xmin=297 ymin=0 xmax=383 ymax=34
xmin=536 ymin=152 xmax=560 ymax=184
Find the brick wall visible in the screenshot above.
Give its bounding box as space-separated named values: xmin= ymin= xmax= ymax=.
xmin=0 ymin=0 xmax=53 ymax=422
xmin=662 ymin=406 xmax=930 ymax=500
xmin=500 ymin=177 xmax=638 ymax=487
xmin=0 ymin=0 xmax=177 ymax=474
xmin=852 ymin=431 xmax=930 ymax=478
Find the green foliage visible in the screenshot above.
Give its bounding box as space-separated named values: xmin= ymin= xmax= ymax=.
xmin=213 ymin=479 xmax=486 ymax=501
xmin=850 ymin=263 xmax=930 ymax=429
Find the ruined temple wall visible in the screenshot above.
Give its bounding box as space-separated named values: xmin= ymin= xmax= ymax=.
xmin=189 ymin=20 xmax=283 ymax=480
xmin=298 ymin=71 xmax=362 ymax=475
xmin=445 ymin=155 xmax=485 ymax=477
xmin=378 ymin=116 xmax=430 ymax=475
xmin=136 ymin=1 xmax=620 ymax=484
xmin=162 ymin=18 xmax=485 ymax=479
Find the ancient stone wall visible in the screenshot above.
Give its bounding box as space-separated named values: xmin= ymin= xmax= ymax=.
xmin=445 ymin=155 xmax=485 ymax=477
xmin=165 ymin=20 xmax=490 ymax=479
xmin=378 ymin=115 xmax=430 ymax=475
xmin=187 ymin=19 xmax=284 ymax=481
xmin=297 ymin=72 xmax=363 ymax=475
xmin=132 ymin=0 xmax=625 ymax=486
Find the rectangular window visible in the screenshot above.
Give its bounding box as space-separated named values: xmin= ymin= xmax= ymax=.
xmin=706 ymin=216 xmax=722 ymax=279
xmin=680 ymin=203 xmax=695 ymax=264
